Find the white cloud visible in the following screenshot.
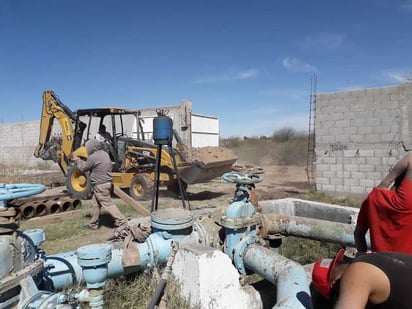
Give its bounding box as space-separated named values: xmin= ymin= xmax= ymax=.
xmin=402 ymin=0 xmax=412 ymax=10
xmin=282 ymin=57 xmax=316 ymax=73
xmin=336 ymin=85 xmax=367 ymax=92
xmin=220 ymin=111 xmax=309 ymax=138
xmin=193 ymin=68 xmax=259 ymax=84
xmin=387 ymin=73 xmax=408 ymax=83
xmin=300 ymin=32 xmax=346 ymax=49
xmin=381 ymin=69 xmax=412 ymax=83
xmin=258 ymin=88 xmax=309 ymax=101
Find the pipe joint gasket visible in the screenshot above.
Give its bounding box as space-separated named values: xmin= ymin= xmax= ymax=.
xmin=220 ymin=213 xmax=261 ymax=230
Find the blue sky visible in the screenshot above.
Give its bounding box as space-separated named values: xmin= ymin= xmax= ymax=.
xmin=1 ymin=0 xmax=411 ymax=138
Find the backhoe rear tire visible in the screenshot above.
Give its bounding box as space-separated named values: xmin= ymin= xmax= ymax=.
xmin=129 ymin=174 xmax=154 ymax=201
xmin=66 ymin=165 xmax=93 ymax=200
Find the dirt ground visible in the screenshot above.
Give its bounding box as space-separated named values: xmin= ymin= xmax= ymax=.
xmin=251 ymin=165 xmax=311 ymax=199
xmin=25 ymin=164 xmax=311 ymax=211
xmin=31 ymin=164 xmax=311 ymax=205
xmin=132 ymin=164 xmax=311 ymax=210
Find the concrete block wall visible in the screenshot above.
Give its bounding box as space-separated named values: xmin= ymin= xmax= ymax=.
xmin=315 ymin=84 xmax=412 ymax=196
xmin=0 ymin=120 xmax=47 ymax=167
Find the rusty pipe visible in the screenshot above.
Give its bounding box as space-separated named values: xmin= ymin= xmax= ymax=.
xmin=59 ymin=199 xmax=73 ymax=212
xmin=260 ymin=213 xmax=356 ymax=247
xmin=34 ymin=202 xmax=48 ymax=217
xmin=14 ymin=208 xmax=22 ymax=220
xmin=20 ymin=204 xmax=36 ymax=219
xmin=45 ymin=201 xmax=62 ymax=214
xmin=71 ymin=199 xmax=81 ymax=210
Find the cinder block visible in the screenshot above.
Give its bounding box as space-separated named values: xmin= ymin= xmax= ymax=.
xmin=336 ymin=171 xmax=350 ymax=179
xmin=330 ymin=163 xmax=342 ymax=171
xmin=374 ymin=149 xmax=389 ymax=157
xmin=359 ymin=164 xmax=375 ymax=172
xmin=316 ymin=164 xmax=330 ymax=172
xmin=351 ymin=171 xmax=366 ymax=179
xmin=321 ymin=184 xmax=336 ymax=191
xmin=343 ymin=150 xmax=359 ymax=157
xmin=350 ymin=185 xmax=366 ymax=194
xmin=315 ymin=177 xmax=330 ymax=185
xmin=335 ymin=185 xmax=351 ymax=193
xmin=343 ymin=164 xmax=359 ymax=172
xmin=380 ymin=133 xmax=398 ymax=142
xmin=330 ymin=178 xmax=344 ymax=185
xmin=322 ymin=171 xmax=337 ymax=178
xmin=330 ymin=127 xmax=345 ymax=135
xmin=344 ymin=178 xmax=360 ymax=186
xmin=366 ymin=172 xmax=384 ymax=180
xmin=366 ymin=157 xmax=382 ymax=165
xmin=319 ymin=156 xmax=336 ymax=164
xmin=360 ymin=179 xmax=375 ymax=187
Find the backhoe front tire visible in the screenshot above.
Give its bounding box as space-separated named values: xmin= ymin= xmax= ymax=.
xmin=129 ymin=174 xmax=154 ymax=201
xmin=66 ymin=165 xmax=93 ymax=200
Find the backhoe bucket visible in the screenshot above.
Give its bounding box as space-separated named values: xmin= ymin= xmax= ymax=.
xmin=178 ymin=147 xmax=238 ymax=184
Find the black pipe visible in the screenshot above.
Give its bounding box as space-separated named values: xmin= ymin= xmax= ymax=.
xmin=146 ymin=241 xmax=179 ymax=309
xmin=146 ymin=279 xmax=167 ymax=309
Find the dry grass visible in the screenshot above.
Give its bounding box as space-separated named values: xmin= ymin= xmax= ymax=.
xmin=221 ymin=129 xmax=309 ymax=166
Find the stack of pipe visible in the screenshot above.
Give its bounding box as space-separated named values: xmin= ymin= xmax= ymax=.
xmin=14 ymin=197 xmax=81 ymax=219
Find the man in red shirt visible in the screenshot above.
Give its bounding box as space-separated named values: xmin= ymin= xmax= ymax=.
xmin=312 ymin=248 xmax=412 ymax=308
xmin=355 ymin=153 xmax=412 ymax=253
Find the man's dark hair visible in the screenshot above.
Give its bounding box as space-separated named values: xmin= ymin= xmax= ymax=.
xmin=329 ymin=279 xmax=341 ymax=300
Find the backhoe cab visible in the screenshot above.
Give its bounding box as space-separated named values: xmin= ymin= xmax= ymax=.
xmin=34 ymin=90 xmax=238 ymax=201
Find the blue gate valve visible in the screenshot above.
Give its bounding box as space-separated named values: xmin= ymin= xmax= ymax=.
xmin=220 ymin=172 xmax=264 ymax=274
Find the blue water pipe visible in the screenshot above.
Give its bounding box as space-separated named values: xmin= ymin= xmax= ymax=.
xmin=42 ymin=208 xmax=201 ymax=291
xmin=43 ymin=232 xmax=173 ymax=290
xmin=244 ymin=244 xmax=312 ymax=309
xmin=0 ymin=183 xmax=45 ymax=209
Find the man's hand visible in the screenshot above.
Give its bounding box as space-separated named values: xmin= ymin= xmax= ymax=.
xmin=69 ymin=153 xmax=79 ymax=162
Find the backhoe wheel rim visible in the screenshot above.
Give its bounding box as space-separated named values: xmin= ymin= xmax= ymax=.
xmin=71 ymin=171 xmax=87 ymax=191
xmin=132 ymin=182 xmax=143 ymax=197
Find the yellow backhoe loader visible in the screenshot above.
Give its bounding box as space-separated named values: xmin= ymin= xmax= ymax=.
xmin=33 ymin=90 xmax=237 ymax=200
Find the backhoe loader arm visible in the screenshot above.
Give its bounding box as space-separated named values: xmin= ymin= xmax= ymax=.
xmin=33 ymin=90 xmax=78 ymax=174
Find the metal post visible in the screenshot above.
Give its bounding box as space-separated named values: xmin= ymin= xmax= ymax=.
xmin=166 ymin=144 xmax=188 ymax=209
xmin=151 ymin=144 xmax=163 ymax=212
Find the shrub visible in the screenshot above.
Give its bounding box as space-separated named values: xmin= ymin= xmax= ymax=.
xmin=271 ymin=127 xmax=300 ymax=143
xmin=221 ymin=127 xmax=310 ymax=166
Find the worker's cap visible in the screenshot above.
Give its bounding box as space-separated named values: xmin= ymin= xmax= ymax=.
xmin=311 ymin=248 xmax=345 ymax=300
